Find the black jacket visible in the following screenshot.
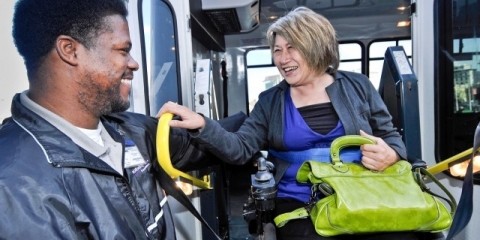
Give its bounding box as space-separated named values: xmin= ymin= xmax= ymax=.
xmin=196 ymin=71 xmax=406 ymax=182
xmin=0 ymin=94 xmax=246 ymax=239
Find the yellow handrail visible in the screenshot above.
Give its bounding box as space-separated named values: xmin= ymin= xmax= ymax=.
xmin=156 ymin=113 xmax=211 ymax=189
xmin=427 ymin=148 xmax=473 ymax=175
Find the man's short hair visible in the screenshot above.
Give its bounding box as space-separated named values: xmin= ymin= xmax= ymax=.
xmin=12 ymin=0 xmax=128 ymax=73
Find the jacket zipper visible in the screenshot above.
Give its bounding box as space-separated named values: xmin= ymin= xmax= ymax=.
xmin=117 ymin=177 xmax=153 ymax=239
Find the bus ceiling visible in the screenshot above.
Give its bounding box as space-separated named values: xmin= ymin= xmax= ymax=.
xmin=193 ymin=0 xmax=412 ymax=50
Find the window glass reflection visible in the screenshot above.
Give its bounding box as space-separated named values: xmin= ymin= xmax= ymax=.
xmin=142 ymin=0 xmax=179 ymax=116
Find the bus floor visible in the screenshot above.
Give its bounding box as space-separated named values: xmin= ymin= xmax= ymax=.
xmin=229 ymin=187 xmax=255 ymax=240
xmin=227 ymin=163 xmax=256 ymax=240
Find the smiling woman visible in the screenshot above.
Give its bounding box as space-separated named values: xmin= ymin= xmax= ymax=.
xmin=157 ymin=6 xmax=409 ymax=240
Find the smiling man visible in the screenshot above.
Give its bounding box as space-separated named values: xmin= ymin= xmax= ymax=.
xmin=27 ymin=14 xmax=138 ymax=129
xmin=0 ymin=0 xmax=232 ymax=239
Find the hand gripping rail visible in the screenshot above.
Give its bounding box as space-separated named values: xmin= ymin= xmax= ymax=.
xmin=156 ymin=113 xmax=212 ymax=189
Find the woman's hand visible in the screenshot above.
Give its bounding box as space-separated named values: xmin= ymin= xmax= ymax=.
xmin=157 ymin=101 xmax=206 ymax=130
xmin=359 ymin=130 xmax=399 ymax=171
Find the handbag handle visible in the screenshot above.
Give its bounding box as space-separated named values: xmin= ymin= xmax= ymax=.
xmin=330 ymin=135 xmax=375 ymax=165
xmin=414 ymin=167 xmax=457 ymax=215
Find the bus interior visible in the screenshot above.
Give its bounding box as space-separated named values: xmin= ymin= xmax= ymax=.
xmin=1 ymin=0 xmax=479 ymax=239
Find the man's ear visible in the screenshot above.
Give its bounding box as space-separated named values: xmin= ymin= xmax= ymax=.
xmin=55 ymin=35 xmax=79 ymax=66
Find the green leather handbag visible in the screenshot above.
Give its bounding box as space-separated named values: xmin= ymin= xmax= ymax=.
xmin=273 ymin=135 xmax=456 ymax=237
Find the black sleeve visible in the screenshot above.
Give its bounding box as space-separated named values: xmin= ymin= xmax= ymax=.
xmin=105 ymin=111 xmax=247 ymax=171
xmin=169 ymin=112 xmax=247 ymax=171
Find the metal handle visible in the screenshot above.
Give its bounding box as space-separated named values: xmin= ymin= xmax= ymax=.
xmin=330 ymin=135 xmax=375 ymax=164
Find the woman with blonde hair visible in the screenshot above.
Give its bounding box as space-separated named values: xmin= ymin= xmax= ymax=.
xmin=160 ymin=6 xmax=438 ymax=240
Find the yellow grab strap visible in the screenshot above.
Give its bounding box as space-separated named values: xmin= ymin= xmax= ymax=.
xmin=156 ymin=113 xmax=211 ymax=189
xmin=427 ymin=148 xmax=472 ymax=175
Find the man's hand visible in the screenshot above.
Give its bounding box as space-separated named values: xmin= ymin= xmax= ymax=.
xmin=359 ymin=130 xmax=399 ymax=171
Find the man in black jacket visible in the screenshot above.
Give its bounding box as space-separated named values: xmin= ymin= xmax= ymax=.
xmin=0 ymin=0 xmax=245 ymax=239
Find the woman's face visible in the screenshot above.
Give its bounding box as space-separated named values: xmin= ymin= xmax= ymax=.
xmin=272 ymin=35 xmax=316 ymax=87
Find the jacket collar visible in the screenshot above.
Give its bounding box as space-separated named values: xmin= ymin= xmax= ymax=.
xmin=11 ymin=93 xmax=121 ymax=173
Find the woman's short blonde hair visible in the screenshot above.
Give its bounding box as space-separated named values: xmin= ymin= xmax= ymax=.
xmin=266 ymin=6 xmax=339 ymax=74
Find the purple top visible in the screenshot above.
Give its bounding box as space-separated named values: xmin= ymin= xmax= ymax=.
xmin=270 ymin=89 xmax=361 ymax=203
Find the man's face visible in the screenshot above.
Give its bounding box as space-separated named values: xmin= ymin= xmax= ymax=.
xmin=77 ymin=14 xmax=139 ymax=117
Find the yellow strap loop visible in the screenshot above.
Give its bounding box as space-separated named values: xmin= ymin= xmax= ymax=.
xmin=156 ymin=113 xmax=211 ymax=189
xmin=427 ymin=148 xmax=473 ymax=175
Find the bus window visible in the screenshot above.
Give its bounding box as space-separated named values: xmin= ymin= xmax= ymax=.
xmin=338 ymin=42 xmax=363 ymax=74
xmin=453 ymin=37 xmax=480 ymax=113
xmin=436 ymin=0 xmax=480 ymax=180
xmin=246 ymin=48 xmax=272 ymax=66
xmin=369 ymin=39 xmax=412 ymax=89
xmin=399 ymin=39 xmax=412 ymax=56
xmin=141 ymin=0 xmax=180 ymax=116
xmin=246 ymin=48 xmax=281 ymax=113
